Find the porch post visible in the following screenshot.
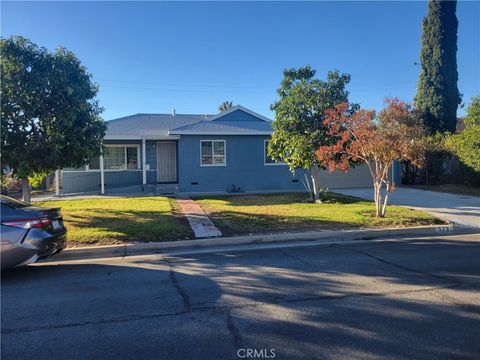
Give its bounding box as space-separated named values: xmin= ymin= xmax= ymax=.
xmin=100 ymin=153 xmax=105 ymax=195
xmin=142 ymin=137 xmax=147 ymax=185
xmin=55 ymin=169 xmax=60 ymax=196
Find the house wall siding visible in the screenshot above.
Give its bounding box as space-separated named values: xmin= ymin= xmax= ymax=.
xmin=62 ymin=171 xmax=143 ymax=194
xmin=213 ymin=109 xmax=264 ymax=122
xmin=61 ymin=136 xmax=386 ymax=195
xmin=177 ymin=135 xmax=374 ymax=193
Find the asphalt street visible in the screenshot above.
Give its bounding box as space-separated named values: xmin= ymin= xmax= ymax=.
xmin=2 ymin=233 xmax=480 ymax=360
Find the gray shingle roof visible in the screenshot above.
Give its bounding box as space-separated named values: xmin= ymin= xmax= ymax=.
xmin=105 ymin=107 xmax=273 ymax=137
xmin=170 ymin=120 xmax=272 ymax=134
xmin=106 ymin=113 xmax=212 ymax=136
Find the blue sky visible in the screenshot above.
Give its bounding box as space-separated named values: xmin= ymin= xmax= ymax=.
xmin=2 ymin=1 xmax=479 ymax=121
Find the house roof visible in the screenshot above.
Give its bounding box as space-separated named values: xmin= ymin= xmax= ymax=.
xmin=169 ymin=120 xmax=273 ymax=135
xmin=105 ymin=106 xmax=273 ymax=138
xmin=106 ymin=113 xmax=211 ymax=137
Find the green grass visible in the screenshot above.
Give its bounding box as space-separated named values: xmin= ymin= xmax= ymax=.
xmin=37 ymin=192 xmax=444 ymax=247
xmin=195 ymin=193 xmax=444 ymax=236
xmin=37 ymin=197 xmax=192 ymax=246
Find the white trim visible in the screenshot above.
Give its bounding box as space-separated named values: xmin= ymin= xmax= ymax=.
xmin=87 ymin=144 xmax=141 ymax=171
xmin=104 ymin=135 xmax=180 ymax=140
xmin=55 ymin=169 xmax=60 ymax=196
xmin=142 ymin=138 xmax=147 ymax=185
xmin=99 ymin=154 xmax=105 ymax=195
xmin=170 ymin=130 xmax=272 ymax=136
xmin=200 ymin=140 xmax=227 ymax=167
xmin=263 ymin=140 xmax=287 ymax=166
xmin=206 ymin=105 xmax=272 ymax=123
xmin=63 ymin=169 xmax=150 ymax=173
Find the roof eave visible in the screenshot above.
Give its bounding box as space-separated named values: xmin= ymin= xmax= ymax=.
xmin=206 ymin=105 xmax=272 ymax=122
xmin=168 ymin=131 xmax=273 ymax=136
xmin=104 ymin=134 xmax=180 ymax=140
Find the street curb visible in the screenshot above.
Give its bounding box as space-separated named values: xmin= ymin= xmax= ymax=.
xmin=46 ymin=223 xmax=470 ymax=262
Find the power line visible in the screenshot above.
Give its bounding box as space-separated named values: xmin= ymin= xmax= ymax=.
xmin=96 ymin=78 xmax=273 ymax=90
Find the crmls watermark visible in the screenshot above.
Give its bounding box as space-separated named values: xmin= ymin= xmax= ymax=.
xmin=237 ymin=348 xmax=276 ymax=358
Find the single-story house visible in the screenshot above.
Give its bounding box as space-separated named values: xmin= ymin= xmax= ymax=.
xmin=60 ymin=106 xmax=401 ymax=195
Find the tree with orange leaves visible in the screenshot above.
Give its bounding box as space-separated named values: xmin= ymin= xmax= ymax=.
xmin=317 ymin=98 xmax=425 ymax=217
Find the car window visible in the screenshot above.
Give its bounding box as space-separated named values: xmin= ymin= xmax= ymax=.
xmin=0 ymin=196 xmax=30 ymax=209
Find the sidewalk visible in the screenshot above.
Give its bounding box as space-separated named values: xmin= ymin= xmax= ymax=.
xmin=44 ymin=224 xmax=468 ymax=263
xmin=177 ymin=198 xmax=222 ymax=238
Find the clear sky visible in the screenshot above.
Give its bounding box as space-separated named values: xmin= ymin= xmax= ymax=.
xmin=2 ymin=1 xmax=479 ymax=121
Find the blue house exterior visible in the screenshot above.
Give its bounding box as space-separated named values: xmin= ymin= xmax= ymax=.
xmin=61 ymin=106 xmax=394 ymax=195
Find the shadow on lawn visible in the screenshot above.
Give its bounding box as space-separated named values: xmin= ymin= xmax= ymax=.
xmin=64 ymin=209 xmax=194 ymax=244
xmin=194 ymin=192 xmax=366 ymax=207
xmin=205 ymin=209 xmax=439 ymax=237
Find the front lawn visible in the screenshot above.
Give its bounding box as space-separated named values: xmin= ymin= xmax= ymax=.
xmin=37 ymin=192 xmax=443 ymax=247
xmin=37 ymin=197 xmax=193 ymax=246
xmin=195 ymin=192 xmax=444 ymax=236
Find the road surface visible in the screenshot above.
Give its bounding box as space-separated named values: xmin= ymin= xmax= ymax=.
xmin=2 ymin=233 xmax=480 ymax=359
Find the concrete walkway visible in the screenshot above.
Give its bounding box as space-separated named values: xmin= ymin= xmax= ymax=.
xmin=334 ymin=187 xmax=480 ymax=229
xmin=177 ymin=198 xmax=222 ymax=238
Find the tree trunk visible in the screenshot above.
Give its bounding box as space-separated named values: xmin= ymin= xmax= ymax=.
xmin=373 ymin=181 xmax=383 ymax=218
xmin=380 ymin=191 xmax=390 ymax=217
xmin=21 ymin=177 xmax=31 ymax=203
xmin=310 ymin=166 xmax=320 ymax=203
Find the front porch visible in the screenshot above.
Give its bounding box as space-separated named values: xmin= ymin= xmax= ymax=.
xmin=58 ymin=137 xmax=179 ymax=195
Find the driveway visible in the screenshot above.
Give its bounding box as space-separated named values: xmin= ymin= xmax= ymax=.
xmin=334 ymin=187 xmax=480 ymax=228
xmin=2 ymin=233 xmax=479 ymax=360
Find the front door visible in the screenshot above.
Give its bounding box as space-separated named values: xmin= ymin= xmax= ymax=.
xmin=156 ymin=141 xmax=177 ymax=183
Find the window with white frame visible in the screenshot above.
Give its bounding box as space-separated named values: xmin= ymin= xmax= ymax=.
xmin=264 ymin=140 xmax=286 ymax=165
xmin=89 ymin=145 xmax=140 ymax=170
xmin=201 ymin=140 xmax=226 ymax=166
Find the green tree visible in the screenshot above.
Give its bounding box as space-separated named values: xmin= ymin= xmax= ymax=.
xmin=415 ymin=0 xmax=461 ymax=133
xmin=218 ymin=101 xmax=233 ymax=112
xmin=269 ymin=66 xmax=356 ymax=202
xmin=1 ymin=36 xmax=106 ymax=202
xmin=450 ymin=96 xmax=480 ymax=172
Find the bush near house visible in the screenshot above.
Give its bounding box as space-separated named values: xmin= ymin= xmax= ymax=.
xmin=405 ymin=97 xmax=480 ymax=190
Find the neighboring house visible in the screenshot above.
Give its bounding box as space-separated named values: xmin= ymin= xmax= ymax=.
xmin=61 ymin=106 xmax=399 ymax=195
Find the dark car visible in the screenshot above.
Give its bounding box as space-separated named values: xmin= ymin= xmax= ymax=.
xmin=0 ymin=195 xmax=67 ymax=270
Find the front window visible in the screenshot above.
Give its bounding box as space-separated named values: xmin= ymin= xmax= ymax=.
xmin=264 ymin=140 xmax=286 ymax=165
xmin=89 ymin=145 xmax=140 ymax=170
xmin=201 ymin=140 xmax=225 ymax=166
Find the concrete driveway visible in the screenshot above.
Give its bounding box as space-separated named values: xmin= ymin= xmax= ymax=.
xmin=334 ymin=187 xmax=480 ymax=228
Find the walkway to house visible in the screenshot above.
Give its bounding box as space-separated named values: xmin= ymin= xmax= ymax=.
xmin=334 ymin=187 xmax=480 ymax=229
xmin=177 ymin=198 xmax=223 ymax=238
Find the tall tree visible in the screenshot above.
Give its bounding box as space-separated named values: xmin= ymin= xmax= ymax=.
xmin=449 ymin=96 xmax=480 ymax=172
xmin=317 ymin=99 xmax=426 ymax=217
xmin=218 ymin=101 xmax=233 ymax=112
xmin=1 ymin=36 xmax=106 ymax=202
xmin=415 ymin=0 xmax=461 ymax=133
xmin=269 ymin=66 xmax=356 ymax=202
